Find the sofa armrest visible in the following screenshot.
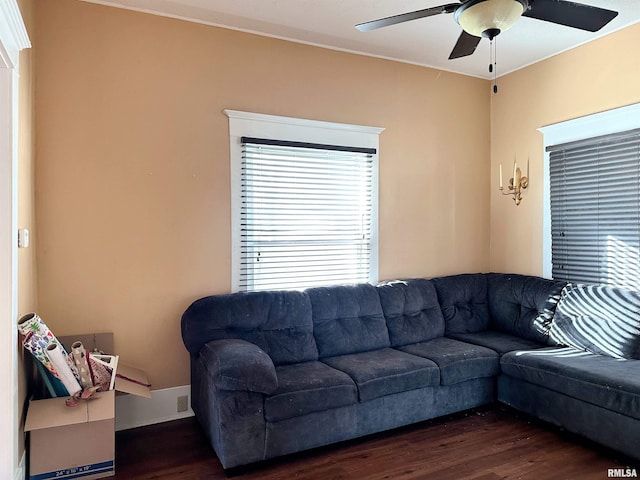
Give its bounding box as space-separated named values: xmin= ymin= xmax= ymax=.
xmin=199 ymin=339 xmax=278 ymax=394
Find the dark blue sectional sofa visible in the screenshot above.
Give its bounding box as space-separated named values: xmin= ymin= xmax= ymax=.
xmin=181 ymin=273 xmax=640 ymax=469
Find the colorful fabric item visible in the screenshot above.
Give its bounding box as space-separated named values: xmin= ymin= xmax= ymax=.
xmin=88 ymin=355 xmax=112 ymax=392
xmin=18 ymin=313 xmax=77 ymax=380
xmin=71 ymin=341 xmax=94 ymax=389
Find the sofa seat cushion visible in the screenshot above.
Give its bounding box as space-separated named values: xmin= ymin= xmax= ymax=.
xmin=501 ymin=347 xmax=640 ymax=420
xmin=264 ymin=361 xmax=357 ymax=422
xmin=446 ymin=331 xmax=545 ymax=355
xmin=397 ymin=338 xmax=499 ymax=386
xmin=321 ymin=348 xmax=439 ymax=402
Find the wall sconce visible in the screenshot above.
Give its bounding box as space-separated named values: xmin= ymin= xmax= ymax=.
xmin=499 ymin=157 xmax=529 ymax=206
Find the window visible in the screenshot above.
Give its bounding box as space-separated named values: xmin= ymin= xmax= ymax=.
xmin=548 ymin=129 xmax=640 ymax=288
xmin=226 ymin=110 xmax=383 ymax=292
xmin=540 ymin=103 xmax=640 ymax=290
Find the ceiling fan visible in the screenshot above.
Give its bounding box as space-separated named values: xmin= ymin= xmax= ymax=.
xmin=356 ymin=0 xmax=619 ymax=60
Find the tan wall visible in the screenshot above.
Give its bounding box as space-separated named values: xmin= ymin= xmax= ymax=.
xmin=490 ymin=24 xmax=640 ymax=275
xmin=17 ymin=0 xmax=36 ymax=461
xmin=34 ymin=0 xmax=490 ymax=389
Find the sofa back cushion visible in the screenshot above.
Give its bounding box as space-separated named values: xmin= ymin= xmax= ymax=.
xmin=488 ymin=273 xmax=566 ymax=343
xmin=377 ymin=279 xmax=445 ymax=347
xmin=307 ymin=283 xmax=390 ymax=358
xmin=549 ymin=283 xmax=640 ymax=359
xmin=432 ymin=274 xmax=489 ymax=334
xmin=181 ymin=290 xmax=318 ymax=366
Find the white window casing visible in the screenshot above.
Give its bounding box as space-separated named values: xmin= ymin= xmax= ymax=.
xmin=539 ymin=102 xmax=640 ymax=288
xmin=225 ymin=110 xmax=384 ymax=292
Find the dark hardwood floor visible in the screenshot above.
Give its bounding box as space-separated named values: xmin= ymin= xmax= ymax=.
xmin=114 ymin=405 xmax=637 ymax=479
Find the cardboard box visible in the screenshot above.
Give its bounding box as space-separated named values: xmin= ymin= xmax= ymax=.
xmin=25 ymin=390 xmax=116 ymax=480
xmin=57 ymin=333 xmax=151 ymax=399
xmin=25 ymin=333 xmax=151 ymax=479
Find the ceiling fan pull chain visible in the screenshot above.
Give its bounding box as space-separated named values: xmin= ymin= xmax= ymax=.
xmin=489 ymin=38 xmax=493 ymax=74
xmin=492 ymin=38 xmax=498 ymax=94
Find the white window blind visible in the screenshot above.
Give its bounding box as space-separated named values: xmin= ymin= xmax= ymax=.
xmin=549 ymin=128 xmax=640 ymax=290
xmin=239 ymin=137 xmax=376 ymax=292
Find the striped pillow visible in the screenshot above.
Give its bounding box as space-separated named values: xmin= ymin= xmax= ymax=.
xmin=533 ymin=290 xmax=562 ymax=340
xmin=549 ymin=283 xmax=640 ymax=359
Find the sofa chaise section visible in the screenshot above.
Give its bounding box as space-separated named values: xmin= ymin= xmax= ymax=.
xmin=499 ymin=347 xmax=640 ymax=461
xmin=498 ymin=282 xmax=640 ymax=462
xmin=501 ymin=347 xmax=640 ymax=421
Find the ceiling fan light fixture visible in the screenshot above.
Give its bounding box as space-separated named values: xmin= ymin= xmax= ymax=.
xmin=455 ymin=0 xmax=527 ymax=39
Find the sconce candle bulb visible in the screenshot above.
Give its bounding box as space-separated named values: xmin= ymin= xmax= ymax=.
xmin=499 ymin=156 xmax=529 ymax=206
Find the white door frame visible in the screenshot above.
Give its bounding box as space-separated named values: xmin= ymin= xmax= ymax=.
xmin=0 ymin=2 xmax=30 ymax=480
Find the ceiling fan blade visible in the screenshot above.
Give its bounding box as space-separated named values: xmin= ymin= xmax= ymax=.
xmin=449 ymin=30 xmax=481 ymax=59
xmin=356 ymin=3 xmax=459 ymax=32
xmin=523 ymin=0 xmax=618 ymax=32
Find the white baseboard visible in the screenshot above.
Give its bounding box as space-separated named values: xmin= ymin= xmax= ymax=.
xmin=13 ymin=451 xmax=25 ymax=480
xmin=115 ymin=385 xmax=194 ymax=431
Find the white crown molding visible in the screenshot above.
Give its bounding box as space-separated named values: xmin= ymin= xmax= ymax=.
xmin=0 ymin=0 xmax=30 ymax=68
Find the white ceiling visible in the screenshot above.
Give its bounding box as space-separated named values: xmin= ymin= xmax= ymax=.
xmin=85 ymin=0 xmax=640 ymax=79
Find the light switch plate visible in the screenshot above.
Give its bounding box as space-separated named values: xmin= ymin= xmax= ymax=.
xmin=17 ymin=228 xmax=29 ymax=248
